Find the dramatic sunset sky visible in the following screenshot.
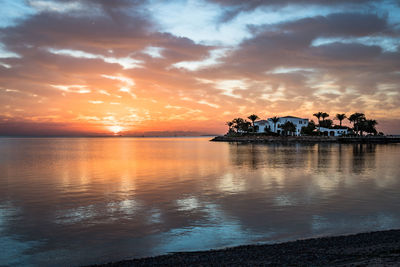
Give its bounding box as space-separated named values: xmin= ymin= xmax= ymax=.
xmin=1 ymin=0 xmax=400 ymax=135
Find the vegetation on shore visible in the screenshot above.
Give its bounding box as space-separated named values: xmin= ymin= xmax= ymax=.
xmin=225 ymin=112 xmax=381 ymax=137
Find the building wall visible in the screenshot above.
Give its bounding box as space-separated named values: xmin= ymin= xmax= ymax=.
xmin=275 ymin=117 xmax=308 ymax=136
xmin=319 ymin=127 xmax=348 ymax=136
xmin=254 ymin=117 xmax=348 ymax=136
xmin=254 ymin=121 xmax=272 ymax=133
xmin=254 ymin=116 xmax=309 ymax=136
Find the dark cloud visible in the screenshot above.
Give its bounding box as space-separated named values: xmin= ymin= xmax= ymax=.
xmin=218 ymin=12 xmax=395 ymax=73
xmin=212 ymin=0 xmax=378 ymax=22
xmin=0 ymin=1 xmax=399 ymax=135
xmin=280 ymin=13 xmax=390 ymax=37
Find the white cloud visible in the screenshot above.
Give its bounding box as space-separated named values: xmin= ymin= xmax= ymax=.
xmin=51 ymin=84 xmax=91 ymax=94
xmin=147 ymin=0 xmax=336 ymax=46
xmin=312 ymin=36 xmax=400 ymax=52
xmin=48 ymin=48 xmax=143 ymax=69
xmin=88 ymin=100 xmax=103 ymax=104
xmin=198 ymin=100 xmax=220 ymax=108
xmin=173 ymin=48 xmax=229 ymax=71
xmin=142 ymin=46 xmax=164 ymax=58
xmin=101 ymin=74 xmax=136 ymax=98
xmin=0 ymin=43 xmax=20 ymax=58
xmin=28 ymin=0 xmax=83 ymax=13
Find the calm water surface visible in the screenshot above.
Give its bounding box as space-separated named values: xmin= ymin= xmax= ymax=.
xmin=1 ymin=137 xmax=400 ymax=266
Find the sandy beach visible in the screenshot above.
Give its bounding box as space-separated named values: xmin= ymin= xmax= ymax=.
xmin=91 ymin=229 xmax=400 ymax=266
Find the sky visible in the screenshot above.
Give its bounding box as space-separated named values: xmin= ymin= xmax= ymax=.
xmin=0 ymin=0 xmax=400 ymax=135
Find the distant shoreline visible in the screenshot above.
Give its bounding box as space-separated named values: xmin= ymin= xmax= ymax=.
xmin=0 ymin=135 xmax=218 ymax=138
xmin=210 ymin=135 xmax=400 ymax=144
xmin=90 ymin=229 xmax=400 ymax=266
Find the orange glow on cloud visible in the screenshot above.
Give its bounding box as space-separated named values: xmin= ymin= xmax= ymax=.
xmin=0 ymin=0 xmax=400 ymax=135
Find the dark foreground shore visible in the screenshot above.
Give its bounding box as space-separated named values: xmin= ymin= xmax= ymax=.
xmin=211 ymin=135 xmax=400 ymax=144
xmin=91 ymin=229 xmax=400 ymax=266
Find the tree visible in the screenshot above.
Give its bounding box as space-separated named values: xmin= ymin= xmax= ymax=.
xmin=281 ymin=121 xmax=296 ymax=136
xmin=232 ymin=118 xmax=251 ymax=133
xmin=270 ymin=116 xmax=280 ymax=133
xmin=225 ymin=121 xmax=234 ymax=134
xmin=232 ymin=118 xmax=245 ymax=133
xmin=313 ymin=112 xmax=323 ymax=130
xmin=321 ymin=112 xmax=329 ymax=121
xmin=349 ymin=113 xmax=366 ymax=135
xmin=301 ymin=120 xmax=316 ymax=135
xmin=335 ymin=113 xmax=346 ymax=127
xmin=319 ymin=119 xmax=333 ymax=128
xmin=360 ymin=119 xmax=378 ymax=135
xmin=240 ymin=121 xmax=252 ymax=133
xmin=247 ymin=114 xmax=259 ymax=133
xmin=264 ymin=125 xmax=272 ymax=134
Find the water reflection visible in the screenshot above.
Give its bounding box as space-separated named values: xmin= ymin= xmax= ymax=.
xmin=352 ymin=144 xmax=377 ymax=174
xmin=0 ymin=138 xmax=399 ymax=266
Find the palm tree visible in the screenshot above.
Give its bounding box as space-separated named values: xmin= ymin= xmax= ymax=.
xmin=247 ymin=114 xmax=259 ymax=133
xmin=349 ymin=113 xmax=365 ymax=135
xmin=321 ymin=112 xmax=329 ymax=121
xmin=270 ymin=116 xmax=280 ymax=133
xmin=313 ymin=112 xmax=323 ymax=130
xmin=335 ymin=113 xmax=346 ymax=127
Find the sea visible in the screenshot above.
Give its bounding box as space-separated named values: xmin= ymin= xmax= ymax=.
xmin=1 ymin=137 xmax=400 ymax=266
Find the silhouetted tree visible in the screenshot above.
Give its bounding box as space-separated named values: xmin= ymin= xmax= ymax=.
xmin=335 ymin=113 xmax=346 ymax=127
xmin=301 ymin=120 xmax=316 ymax=135
xmin=226 ymin=121 xmax=234 ymax=134
xmin=241 ymin=121 xmax=252 ymax=133
xmin=313 ymin=112 xmax=323 ymax=129
xmin=321 ymin=112 xmax=329 ymax=121
xmin=270 ymin=116 xmax=280 ymax=133
xmin=360 ymin=119 xmax=378 ymax=135
xmin=281 ymin=121 xmax=296 ymax=136
xmin=349 ymin=113 xmax=366 ymax=135
xmin=232 ymin=118 xmax=245 ymax=133
xmin=232 ymin=118 xmax=252 ymax=133
xmin=247 ymin=114 xmax=259 ymax=133
xmin=319 ymin=119 xmax=333 ymax=128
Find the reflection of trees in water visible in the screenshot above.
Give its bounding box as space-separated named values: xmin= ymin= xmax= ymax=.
xmin=228 ymin=143 xmax=264 ymax=169
xmin=337 ymin=144 xmax=344 ymax=172
xmin=352 ymin=144 xmax=377 ymax=174
xmin=228 ymin=143 xmax=378 ymax=175
xmin=316 ymin=144 xmax=333 ymax=171
xmin=228 ymin=143 xmax=313 ymax=170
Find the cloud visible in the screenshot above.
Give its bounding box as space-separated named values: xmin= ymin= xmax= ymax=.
xmin=0 ymin=0 xmax=400 ymax=135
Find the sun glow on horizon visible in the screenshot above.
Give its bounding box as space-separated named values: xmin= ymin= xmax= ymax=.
xmin=108 ymin=125 xmax=124 ymax=134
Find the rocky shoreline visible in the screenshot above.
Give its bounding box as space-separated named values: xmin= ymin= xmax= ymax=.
xmin=91 ymin=229 xmax=400 ymax=266
xmin=210 ymin=135 xmax=400 ymax=144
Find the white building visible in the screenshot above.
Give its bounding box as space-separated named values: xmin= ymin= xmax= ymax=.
xmin=253 ymin=120 xmax=271 ymax=133
xmin=319 ymin=127 xmax=348 ymax=136
xmin=254 ymin=116 xmax=309 ymax=136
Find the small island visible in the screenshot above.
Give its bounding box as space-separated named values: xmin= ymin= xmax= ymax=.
xmin=211 ymin=112 xmax=400 ymax=144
